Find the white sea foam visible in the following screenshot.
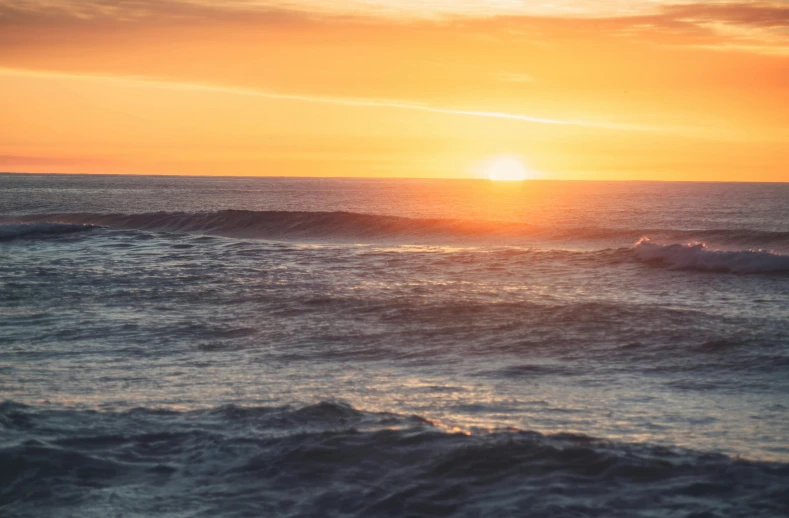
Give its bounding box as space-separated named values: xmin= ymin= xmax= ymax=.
xmin=633 ymin=238 xmax=789 ymax=273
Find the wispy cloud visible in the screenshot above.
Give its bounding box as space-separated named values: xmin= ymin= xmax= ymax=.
xmin=661 ymin=2 xmax=789 ymax=28
xmin=623 ymin=2 xmax=789 ymax=44
xmin=0 ymin=67 xmax=642 ymax=130
xmin=2 ymin=1 xmax=788 ymax=53
xmin=0 ymin=154 xmax=106 ymax=167
xmin=496 ymin=72 xmax=536 ymax=83
xmin=2 ymin=0 xmax=788 ymax=20
xmin=466 ymin=2 xmax=789 ymax=54
xmin=0 ymin=1 xmax=786 ymax=22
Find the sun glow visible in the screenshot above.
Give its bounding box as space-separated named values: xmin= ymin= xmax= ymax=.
xmin=486 ymin=157 xmax=530 ymax=181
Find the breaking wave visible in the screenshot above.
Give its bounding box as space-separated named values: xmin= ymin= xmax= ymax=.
xmin=662 ymin=228 xmax=789 ymax=248
xmin=0 ymin=222 xmax=98 ymax=242
xmin=633 ymin=238 xmax=789 ymax=273
xmin=2 ymin=400 xmax=788 ymax=518
xmin=5 ymin=212 xmax=789 ymax=276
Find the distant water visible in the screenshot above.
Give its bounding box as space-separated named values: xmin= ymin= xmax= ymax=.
xmin=2 ymin=173 xmax=788 ymax=517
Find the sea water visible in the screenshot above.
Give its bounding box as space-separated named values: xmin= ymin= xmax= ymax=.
xmin=1 ymin=174 xmax=788 ymax=517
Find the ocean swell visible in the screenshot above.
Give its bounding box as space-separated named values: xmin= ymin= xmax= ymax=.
xmin=0 ymin=222 xmax=98 ymax=242
xmin=2 ymin=401 xmax=788 ymax=518
xmin=5 ymin=211 xmax=789 ymax=264
xmin=3 ymin=211 xmax=789 ymax=250
xmin=633 ymin=238 xmax=789 ymax=273
xmin=1 ymin=210 xmax=534 ymax=243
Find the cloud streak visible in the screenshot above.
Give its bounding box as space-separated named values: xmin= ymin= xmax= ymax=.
xmin=0 ymin=67 xmax=641 ymax=130
xmin=0 ymin=0 xmax=666 ymax=20
xmin=2 ymin=1 xmax=788 ymax=54
xmin=2 ymin=0 xmax=789 ymax=20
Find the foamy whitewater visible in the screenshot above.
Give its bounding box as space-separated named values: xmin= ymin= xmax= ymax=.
xmin=1 ymin=174 xmax=788 ymax=517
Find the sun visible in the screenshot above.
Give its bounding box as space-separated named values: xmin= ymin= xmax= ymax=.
xmin=486 ymin=157 xmax=530 ymax=181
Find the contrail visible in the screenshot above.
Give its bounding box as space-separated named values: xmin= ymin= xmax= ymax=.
xmin=0 ymin=67 xmax=638 ymax=130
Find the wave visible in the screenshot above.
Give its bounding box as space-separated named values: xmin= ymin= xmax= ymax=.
xmin=3 ymin=211 xmax=789 ymax=249
xmin=3 ymin=212 xmax=787 ymax=278
xmin=664 ymin=228 xmax=789 ymax=248
xmin=0 ymin=210 xmax=538 ymax=243
xmin=633 ymin=238 xmax=789 ymax=273
xmin=0 ymin=222 xmax=98 ymax=242
xmin=2 ymin=401 xmax=787 ymax=518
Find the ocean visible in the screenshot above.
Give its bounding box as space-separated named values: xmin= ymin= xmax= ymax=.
xmin=1 ymin=173 xmax=788 ymax=517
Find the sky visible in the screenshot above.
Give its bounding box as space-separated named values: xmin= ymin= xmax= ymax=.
xmin=1 ymin=0 xmax=788 ymax=180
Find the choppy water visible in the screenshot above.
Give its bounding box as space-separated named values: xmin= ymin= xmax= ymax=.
xmin=1 ymin=173 xmax=788 ymax=517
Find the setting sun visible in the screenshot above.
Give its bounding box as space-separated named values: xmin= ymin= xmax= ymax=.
xmin=486 ymin=157 xmax=530 ymax=181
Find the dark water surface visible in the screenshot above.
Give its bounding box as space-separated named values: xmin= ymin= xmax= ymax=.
xmin=2 ymin=174 xmax=788 ymax=517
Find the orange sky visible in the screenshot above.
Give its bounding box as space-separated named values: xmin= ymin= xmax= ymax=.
xmin=1 ymin=1 xmax=787 ymax=180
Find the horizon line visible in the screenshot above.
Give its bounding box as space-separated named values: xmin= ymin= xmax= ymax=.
xmin=2 ymin=171 xmax=787 ymax=184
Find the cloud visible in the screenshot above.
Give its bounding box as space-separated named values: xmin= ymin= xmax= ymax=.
xmin=627 ymin=2 xmax=789 ymax=51
xmin=0 ymin=1 xmax=784 ymax=22
xmin=0 ymin=154 xmax=107 ymax=167
xmin=0 ymin=66 xmax=642 ymax=131
xmin=496 ymin=73 xmax=536 ymax=83
xmin=622 ymin=2 xmax=789 ymax=41
xmin=661 ymin=2 xmax=789 ymax=28
xmin=0 ymin=0 xmax=314 ymax=26
xmin=468 ymin=2 xmax=789 ymax=52
xmin=1 ymin=1 xmax=787 ymax=52
xmin=2 ymin=1 xmax=788 ymax=24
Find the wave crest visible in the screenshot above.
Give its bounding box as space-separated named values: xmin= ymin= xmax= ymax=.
xmin=1 ymin=210 xmax=535 ymax=243
xmin=2 ymin=401 xmax=787 ymax=517
xmin=4 ymin=211 xmax=789 ymax=252
xmin=633 ymin=238 xmax=789 ymax=273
